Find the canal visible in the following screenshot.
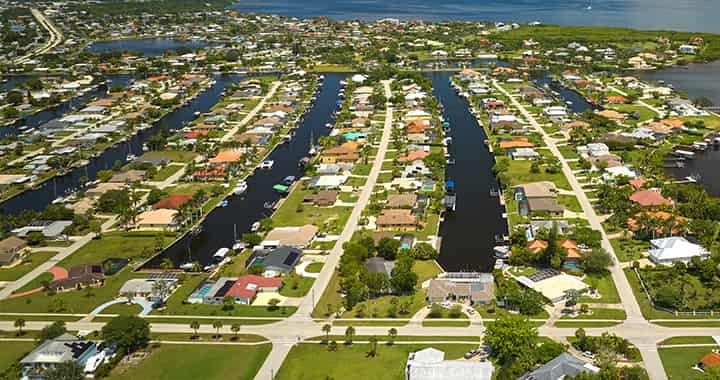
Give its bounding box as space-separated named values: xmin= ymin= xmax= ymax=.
xmin=143 ymin=73 xmax=346 ymax=268
xmin=85 ymin=39 xmax=217 ymax=57
xmin=428 ymin=71 xmax=507 ymax=272
xmin=0 ymin=74 xmax=248 ymax=214
xmin=534 ymin=72 xmax=596 ymax=114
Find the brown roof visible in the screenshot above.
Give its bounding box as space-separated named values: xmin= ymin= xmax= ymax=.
xmin=528 ymin=239 xmax=549 ymax=254
xmin=303 ymin=191 xmax=338 ymax=206
xmin=701 ymin=353 xmax=720 ymax=368
xmin=499 ymin=138 xmax=535 ymax=149
xmin=0 ymin=236 xmax=27 ymax=254
xmin=50 ymin=263 xmax=104 ymax=291
xmin=630 ymin=190 xmax=673 ymax=207
xmin=153 ymin=194 xmax=193 ymax=210
xmin=377 ymin=209 xmax=417 ymax=227
xmin=108 ymin=170 xmax=145 ymax=183
xmin=386 ymin=194 xmax=417 ymax=208
xmin=427 ymin=278 xmax=494 ymax=303
xmin=265 ymin=225 xmax=319 ymax=247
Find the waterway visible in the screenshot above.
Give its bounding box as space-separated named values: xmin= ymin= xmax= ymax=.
xmin=638 ymin=61 xmax=720 ymax=108
xmin=534 ymin=72 xmax=596 ymax=114
xmin=85 ymin=38 xmax=215 ymax=57
xmin=143 ymin=73 xmax=346 ymax=268
xmin=429 ymin=71 xmax=507 ymax=272
xmin=233 ymin=0 xmax=720 ymax=33
xmin=0 ymin=74 xmax=249 ymax=214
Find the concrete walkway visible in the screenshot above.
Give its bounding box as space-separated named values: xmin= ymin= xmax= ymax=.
xmin=90 ymin=297 xmax=154 ymax=317
xmin=220 ymin=82 xmax=281 ymax=143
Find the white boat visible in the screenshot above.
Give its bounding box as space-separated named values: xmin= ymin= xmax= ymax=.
xmin=51 ymin=196 xmax=65 ymax=205
xmin=193 ymin=111 xmax=201 ymax=116
xmin=234 ymin=180 xmax=248 ymax=195
xmin=260 ymin=160 xmax=274 ymax=169
xmin=213 ymin=247 xmax=230 ymax=261
xmin=126 ymin=154 xmax=136 ymax=161
xmin=179 ymin=263 xmax=194 ymax=271
xmin=251 ymin=221 xmax=261 ymax=232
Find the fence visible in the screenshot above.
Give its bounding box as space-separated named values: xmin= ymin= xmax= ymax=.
xmin=633 ymin=267 xmax=720 ymax=317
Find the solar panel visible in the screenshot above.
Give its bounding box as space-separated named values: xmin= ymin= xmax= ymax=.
xmin=283 ymin=251 xmax=299 ymax=266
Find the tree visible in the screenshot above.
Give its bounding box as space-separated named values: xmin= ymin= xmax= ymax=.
xmin=101 ymin=315 xmax=150 ymax=354
xmin=377 ymin=237 xmax=401 ymax=260
xmin=231 ymin=323 xmax=241 ymax=340
xmin=367 ymin=336 xmax=378 ymax=357
xmin=89 ymin=220 xmax=102 ymax=239
xmin=366 ymin=272 xmax=390 ymax=296
xmin=241 ymin=232 xmax=262 ymax=246
xmin=160 ymin=258 xmax=174 ymax=270
xmin=14 ymin=318 xmax=25 ymax=336
xmin=411 ymin=242 xmax=438 ymax=260
xmin=484 ymin=315 xmax=538 ymax=365
xmin=328 ymin=340 xmax=338 ymax=352
xmin=267 ymin=298 xmax=281 ymax=311
xmin=322 ymin=324 xmax=332 ymax=342
xmin=212 ymin=320 xmax=223 ymax=338
xmin=151 ymin=280 xmax=172 ymax=305
xmin=190 ymin=320 xmax=200 ymax=338
xmin=388 ymin=328 xmax=397 ymax=345
xmin=344 ymin=326 xmax=356 ymax=344
xmin=45 ymin=361 xmax=84 ymax=380
xmin=390 ymin=252 xmax=418 ymax=293
xmin=222 ymin=295 xmax=235 ymax=311
xmin=39 ymin=321 xmax=67 ymax=341
xmin=580 ymin=248 xmax=612 ymax=274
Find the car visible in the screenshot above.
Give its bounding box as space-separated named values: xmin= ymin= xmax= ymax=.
xmin=464 ymin=349 xmax=481 ymax=359
xmin=467 ymin=308 xmax=475 ymax=315
xmin=582 ymin=351 xmax=595 ymax=359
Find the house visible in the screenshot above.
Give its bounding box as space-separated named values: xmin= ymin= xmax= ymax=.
xmin=0 ymin=236 xmax=27 ymax=266
xmin=119 ymin=276 xmax=178 ymax=303
xmin=263 ymin=225 xmax=318 ymax=248
xmin=527 ymin=239 xmax=549 ymax=254
xmin=386 ymin=194 xmax=417 ymax=208
xmin=514 ymin=182 xmax=564 ymax=217
xmin=249 ymin=246 xmax=302 ymax=274
xmin=303 ymin=190 xmax=338 ymax=207
xmin=627 ymin=211 xmax=688 ymax=235
xmin=108 ymin=170 xmax=145 ymax=183
xmin=499 ymin=138 xmax=534 ymax=149
xmin=630 ymin=189 xmax=673 ymax=207
xmin=377 ymin=209 xmax=418 ymax=231
xmin=20 ymin=334 xmax=98 ymax=380
xmin=224 ymin=275 xmax=283 ymax=305
xmin=49 ymin=263 xmax=105 ymax=291
xmin=12 ymin=220 xmax=73 ymax=240
xmin=308 ymin=175 xmax=347 ymax=189
xmin=405 ymin=347 xmax=494 ymax=380
xmin=209 ymin=150 xmax=243 ymax=164
xmin=648 ymin=236 xmax=709 ymax=265
xmin=699 ymin=352 xmax=720 ymax=371
xmin=519 ymin=353 xmax=599 ymax=380
xmin=426 ymin=272 xmax=494 ymax=304
xmin=136 ymin=209 xmax=178 ymax=229
xmin=516 ymin=269 xmax=588 ymax=303
xmin=365 ymin=256 xmax=395 ymax=277
xmin=510 ymin=147 xmax=540 ymax=160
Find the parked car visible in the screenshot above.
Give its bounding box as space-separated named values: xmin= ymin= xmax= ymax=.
xmin=583 ymin=351 xmax=595 ymax=359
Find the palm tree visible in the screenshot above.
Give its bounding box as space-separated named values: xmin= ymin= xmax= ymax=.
xmin=367 ymin=336 xmax=378 ymax=357
xmin=322 ymin=324 xmax=332 ymax=342
xmin=14 ymin=318 xmax=25 ymax=336
xmin=160 ymin=258 xmax=174 ymax=271
xmin=387 ymin=328 xmax=397 ymax=345
xmin=344 ymin=326 xmax=355 ymax=345
xmin=212 ymin=320 xmax=223 ymax=339
xmin=231 ymin=323 xmax=240 ymax=340
xmin=190 ymin=320 xmax=200 ymax=338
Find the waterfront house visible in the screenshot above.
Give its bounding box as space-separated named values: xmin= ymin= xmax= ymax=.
xmin=303 ymin=190 xmax=338 ymax=207
xmin=376 ymin=209 xmax=418 ymax=231
xmin=224 ymin=275 xmax=283 ymax=305
xmin=308 ymin=175 xmax=348 ymax=190
xmin=263 ymin=225 xmax=318 ymax=248
xmin=20 ymin=334 xmax=98 ymax=380
xmin=119 ymin=276 xmax=178 ymax=304
xmin=514 ymin=182 xmax=563 ymax=217
xmin=49 ymin=263 xmax=105 ymax=292
xmin=519 ymin=353 xmax=600 ymax=380
xmin=386 ymin=194 xmax=417 ymax=208
xmin=516 ymin=269 xmax=588 ymax=303
xmin=365 ymin=256 xmax=395 ymax=277
xmin=498 ymin=138 xmax=534 ymax=150
xmin=405 ymin=347 xmax=494 ymax=380
xmin=648 ymin=236 xmax=709 ymax=265
xmin=510 ymin=147 xmax=540 ymax=160
xmin=136 ymin=209 xmax=178 ymax=229
xmin=629 ymin=189 xmax=673 ymax=207
xmin=248 ymin=246 xmax=302 ymax=274
xmin=152 ymin=194 xmax=193 ymax=210
xmin=0 ymin=236 xmax=27 ymax=266
xmin=426 ymin=272 xmax=494 ymax=304
xmin=12 ymin=221 xmax=72 ymax=240
xmin=398 ymin=150 xmax=429 ymax=163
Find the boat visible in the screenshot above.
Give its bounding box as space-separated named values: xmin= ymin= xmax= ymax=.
xmin=447 ymin=158 xmax=456 ymax=165
xmin=250 ymin=221 xmax=261 ymax=232
xmin=233 ymin=180 xmax=248 ymax=195
xmin=126 ymin=154 xmax=136 ymax=161
xmin=260 ymin=160 xmax=274 ymax=169
xmin=219 ymin=200 xmax=229 ymax=207
xmin=273 ymin=184 xmax=290 ymax=194
xmin=264 ymin=200 xmax=277 ymax=209
xmin=308 ymin=146 xmax=318 ymax=155
xmin=494 ymin=245 xmax=510 ymax=259
xmin=444 ymin=194 xmax=457 ymax=211
xmin=494 ymin=259 xmax=505 ymax=270
xmin=283 ymin=176 xmax=297 ymax=185
xmin=193 ymin=111 xmax=201 ymax=116
xmin=298 ymin=157 xmax=311 ymax=167
xmin=52 ymin=196 xmax=65 ymax=205
xmin=213 ymin=247 xmax=230 ymax=261
xmin=179 ymin=263 xmax=194 ymax=271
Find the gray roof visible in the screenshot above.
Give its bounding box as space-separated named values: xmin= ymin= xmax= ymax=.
xmin=519 ymin=353 xmax=599 ymax=380
xmin=365 ymin=257 xmax=394 ymax=277
xmin=260 ymin=246 xmax=302 ymax=273
xmin=407 ymin=348 xmax=494 ymax=380
xmin=20 ymin=333 xmax=96 ymax=365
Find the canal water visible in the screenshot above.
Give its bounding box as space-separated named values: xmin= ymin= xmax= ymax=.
xmin=0 ymin=75 xmax=135 ymax=138
xmin=638 ymin=61 xmax=720 ymax=107
xmin=143 ymin=73 xmax=346 ymax=268
xmin=85 ymin=39 xmax=215 ymax=57
xmin=0 ymin=74 xmax=248 ymax=214
xmin=534 ymin=72 xmax=596 ymax=113
xmin=429 ymin=71 xmax=507 ymax=272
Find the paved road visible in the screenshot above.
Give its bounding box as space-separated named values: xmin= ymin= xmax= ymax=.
xmin=0 ymin=217 xmax=116 ymax=300
xmin=494 ymin=81 xmax=668 ymax=379
xmin=220 ymin=82 xmax=281 ymax=143
xmin=252 ymin=80 xmax=395 ymax=380
xmin=13 ymin=8 xmax=63 ymax=65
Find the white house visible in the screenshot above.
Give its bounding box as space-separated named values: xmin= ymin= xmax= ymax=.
xmin=648 ymin=237 xmax=709 ymax=265
xmin=406 ymin=348 xmax=494 ymax=380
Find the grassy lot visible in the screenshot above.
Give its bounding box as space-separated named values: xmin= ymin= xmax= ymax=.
xmin=342 ymin=292 xmax=426 ymax=319
xmin=553 ymin=321 xmax=621 ymax=328
xmin=560 ymin=308 xmax=627 ymax=320
xmin=102 ymin=303 xmax=143 ymax=316
xmin=312 ymin=64 xmax=355 ymax=72
xmin=142 ymin=150 xmax=198 ymax=163
xmin=658 ymin=346 xmax=709 ymax=380
xmin=14 ymin=272 xmax=53 ymax=293
xmin=557 ymin=145 xmax=579 ymax=159
xmin=155 ymin=274 xmax=296 ymax=318
xmin=654 ymin=321 xmax=720 ymax=328
xmin=332 ymin=320 xmax=408 ymax=327
xmin=272 ymin=186 xmax=352 ymax=234
xmin=351 ymin=164 xmax=372 ymax=176
xmin=475 ymin=303 xmax=549 ymax=319
xmin=338 ymin=192 xmax=359 ymax=203
xmin=346 ymin=177 xmax=367 ymax=187
xmin=659 ymin=336 xmax=716 ymax=346
xmin=148 ymin=332 xmax=266 ymax=342
xmin=312 ymin=271 xmax=343 ymax=318
xmin=558 ymin=194 xmax=582 ymax=212
xmin=305 ymin=262 xmax=323 ymax=273
xmin=0 ymin=341 xmax=35 ymax=375
xmin=279 ymin=274 xmax=315 ymax=297
xmin=580 ymin=272 xmax=620 ymax=304
xmin=610 ymin=238 xmax=649 ymax=262
xmin=623 ymin=268 xmax=677 ymax=320
xmin=108 ymin=343 xmax=271 ymax=380
xmin=422 ymin=320 xmax=471 ymax=327
xmin=505 ymin=160 xmax=571 ymax=190
xmin=413 ymin=260 xmax=443 ymax=284
xmin=152 ymin=165 xmax=183 ymax=182
xmin=0 ymin=251 xmax=58 ymax=282
xmin=608 ymin=104 xmax=657 ymax=125
xmin=275 ymin=343 xmax=475 ymax=380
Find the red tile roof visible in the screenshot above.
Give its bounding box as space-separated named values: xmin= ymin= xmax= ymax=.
xmin=398 ymin=150 xmax=429 ymax=162
xmin=153 ymin=194 xmax=193 ymax=210
xmin=225 ymin=275 xmax=283 ymax=299
xmin=630 ymin=190 xmax=673 ymax=207
xmin=701 ymin=352 xmax=720 ymax=368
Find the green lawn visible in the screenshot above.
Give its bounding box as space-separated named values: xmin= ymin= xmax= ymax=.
xmin=14 ymin=272 xmax=53 ymax=294
xmin=580 ymin=272 xmax=620 ymax=304
xmin=553 ymin=321 xmax=621 ymax=328
xmin=276 ymin=343 xmax=475 ymax=380
xmin=279 ymin=274 xmax=315 ymax=297
xmin=142 ymin=150 xmax=198 ymax=163
xmin=0 ymin=251 xmax=55 ymax=282
xmin=623 ymin=268 xmax=677 ymax=320
xmin=0 ymin=341 xmax=35 ymax=375
xmin=658 ymin=347 xmax=709 ymax=380
xmin=101 ymin=303 xmax=143 ymax=316
xmin=108 ymin=343 xmax=271 ymax=380
xmin=558 ymin=194 xmax=583 ymax=212
xmin=312 ymin=271 xmax=343 ymax=318
xmin=307 ymin=335 xmax=481 ymax=342
xmin=610 ymin=238 xmax=649 ymax=262
xmin=659 ymin=336 xmax=716 ymax=346
xmin=272 ymin=185 xmax=352 ymax=234
xmin=152 ymin=165 xmax=183 ymax=182
xmin=654 ymin=321 xmax=720 ymax=328
xmin=332 ymin=320 xmax=408 ymax=327
xmin=305 ymin=262 xmax=323 ymax=273
xmin=422 ymin=320 xmax=470 ymax=327
xmin=351 ymin=164 xmax=372 ymax=176
xmin=505 ymin=160 xmax=571 ymax=190
xmin=413 ymin=260 xmax=443 ymax=284
xmin=345 ymin=177 xmax=368 ymax=187
xmin=557 ymin=145 xmax=579 ymax=159
xmin=149 ymin=332 xmax=267 ymax=343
